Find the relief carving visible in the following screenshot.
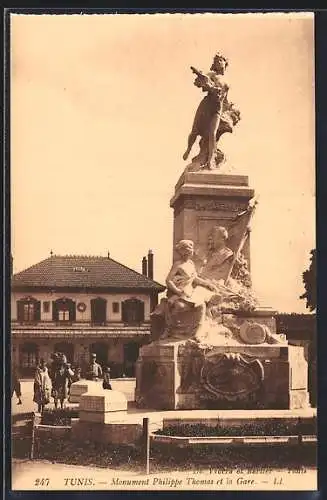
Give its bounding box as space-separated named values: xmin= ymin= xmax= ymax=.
xmin=200 ymin=352 xmax=264 ymax=402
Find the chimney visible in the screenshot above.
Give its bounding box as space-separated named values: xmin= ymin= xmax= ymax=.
xmin=142 ymin=256 xmax=147 ymax=276
xmin=147 ymin=249 xmax=154 ymax=280
xmin=107 ymin=251 xmax=110 ymax=259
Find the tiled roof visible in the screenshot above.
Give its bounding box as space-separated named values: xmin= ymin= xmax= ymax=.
xmin=11 ymin=255 xmax=165 ymax=291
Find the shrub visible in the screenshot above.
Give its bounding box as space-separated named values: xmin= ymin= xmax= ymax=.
xmin=41 ymin=408 xmax=79 ymax=426
xmin=154 ymin=420 xmax=316 ymax=437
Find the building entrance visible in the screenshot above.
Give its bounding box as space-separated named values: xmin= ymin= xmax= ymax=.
xmin=123 ymin=342 xmax=140 ymax=377
xmin=89 ymin=342 xmax=108 ymax=368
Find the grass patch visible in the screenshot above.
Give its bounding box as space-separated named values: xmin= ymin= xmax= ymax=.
xmin=33 ymin=435 xmax=317 ymax=471
xmin=35 ymin=436 xmax=144 ymax=470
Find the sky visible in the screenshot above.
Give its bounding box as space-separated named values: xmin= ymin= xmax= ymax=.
xmin=10 ymin=12 xmax=315 ymax=313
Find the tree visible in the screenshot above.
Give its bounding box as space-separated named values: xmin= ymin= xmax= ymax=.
xmin=300 ymin=249 xmax=316 ymax=312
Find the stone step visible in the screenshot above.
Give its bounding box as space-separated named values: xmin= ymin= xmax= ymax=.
xmin=151 ymin=434 xmax=317 ymax=447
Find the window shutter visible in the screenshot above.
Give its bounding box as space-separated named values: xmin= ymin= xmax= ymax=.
xmin=35 ymin=301 xmax=41 ymax=321
xmin=122 ymin=301 xmax=127 ymax=323
xmin=138 ymin=300 xmax=145 ymax=323
xmin=52 ymin=301 xmax=58 ymax=321
xmin=71 ymin=301 xmax=76 ymax=322
xmin=17 ymin=301 xmax=24 ymax=322
xmin=102 ymin=299 xmax=107 ymax=322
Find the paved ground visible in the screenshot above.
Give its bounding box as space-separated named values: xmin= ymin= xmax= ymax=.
xmin=11 ymin=379 xmax=136 ymax=416
xmin=12 ymin=379 xmax=317 ymax=419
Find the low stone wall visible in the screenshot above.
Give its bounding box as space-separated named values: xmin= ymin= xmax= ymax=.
xmin=35 ymin=424 xmax=72 ymax=439
xmin=31 ymin=412 xmax=143 ymax=451
xmin=71 ymin=419 xmax=143 ymax=446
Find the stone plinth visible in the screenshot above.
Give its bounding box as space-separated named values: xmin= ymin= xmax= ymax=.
xmin=69 ymin=380 xmax=102 ymax=403
xmin=79 ymin=389 xmax=127 ymax=423
xmin=135 ymin=339 xmax=309 ymax=411
xmin=170 ymin=171 xmax=254 ymax=264
xmin=71 ymin=387 xmax=138 ymax=445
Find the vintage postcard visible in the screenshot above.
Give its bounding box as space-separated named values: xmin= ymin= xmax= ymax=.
xmin=9 ymin=11 xmax=316 ymax=492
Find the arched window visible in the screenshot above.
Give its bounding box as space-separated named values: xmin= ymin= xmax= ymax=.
xmin=122 ymin=298 xmax=145 ymax=325
xmin=52 ymin=298 xmax=76 ymax=323
xmin=91 ymin=297 xmax=107 ymax=324
xmin=17 ymin=297 xmax=41 ymax=323
xmin=20 ymin=342 xmax=39 ymax=370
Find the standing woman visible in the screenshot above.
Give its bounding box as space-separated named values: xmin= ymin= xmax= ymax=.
xmin=33 ymin=359 xmax=51 ymax=413
xmin=11 ymin=364 xmax=22 ymax=405
xmin=52 ymin=359 xmax=74 ymax=409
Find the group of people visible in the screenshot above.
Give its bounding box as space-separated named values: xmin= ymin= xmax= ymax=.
xmin=11 ymin=352 xmax=112 ymax=414
xmin=33 ymin=353 xmax=77 ymax=413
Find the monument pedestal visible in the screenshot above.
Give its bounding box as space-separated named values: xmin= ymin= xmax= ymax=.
xmin=170 ymin=171 xmax=254 ymax=264
xmin=136 ymin=170 xmax=310 ymax=413
xmin=136 ymin=308 xmax=309 ymax=411
xmin=70 ymin=387 xmax=139 ymax=445
xmin=135 ymin=338 xmax=309 ymax=411
xmin=79 ymin=389 xmax=127 ymax=423
xmin=69 ymin=380 xmax=102 ymax=403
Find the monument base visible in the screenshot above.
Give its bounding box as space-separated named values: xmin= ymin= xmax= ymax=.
xmin=69 ymin=380 xmax=102 ymax=403
xmin=71 ymin=387 xmax=134 ymax=445
xmin=78 ymin=388 xmax=127 ymax=423
xmin=135 ymin=338 xmax=309 ymax=411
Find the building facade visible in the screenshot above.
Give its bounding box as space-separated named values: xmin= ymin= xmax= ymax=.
xmin=11 ymin=253 xmax=165 ymax=377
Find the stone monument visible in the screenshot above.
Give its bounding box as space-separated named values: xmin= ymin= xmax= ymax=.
xmin=135 ymin=52 xmax=309 ymax=411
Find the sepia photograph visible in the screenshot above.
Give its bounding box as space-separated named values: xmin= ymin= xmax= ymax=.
xmin=9 ymin=11 xmax=316 ymax=491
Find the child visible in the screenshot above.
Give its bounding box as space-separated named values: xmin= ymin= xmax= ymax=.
xmin=102 ymin=367 xmax=112 ymax=390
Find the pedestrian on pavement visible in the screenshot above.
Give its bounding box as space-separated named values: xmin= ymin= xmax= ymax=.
xmin=49 ymin=352 xmax=58 ymax=385
xmin=52 ymin=359 xmax=74 ymax=409
xmin=11 ymin=364 xmax=22 ymax=405
xmin=102 ymin=366 xmax=112 ymax=390
xmin=33 ymin=359 xmax=52 ymax=413
xmin=72 ymin=366 xmax=82 ymax=383
xmin=66 ymin=363 xmax=73 ymax=392
xmin=86 ymin=353 xmax=103 ymax=381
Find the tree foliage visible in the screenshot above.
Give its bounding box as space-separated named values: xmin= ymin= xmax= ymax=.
xmin=300 ymin=249 xmax=316 ymax=312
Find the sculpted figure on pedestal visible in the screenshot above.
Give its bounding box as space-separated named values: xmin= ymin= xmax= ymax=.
xmin=154 ymin=239 xmax=245 ymax=344
xmin=164 ymin=239 xmax=220 ymax=342
xmin=200 ymin=224 xmax=252 ymax=289
xmin=200 ymin=226 xmax=234 ymax=282
xmin=183 ymin=52 xmax=241 ymax=171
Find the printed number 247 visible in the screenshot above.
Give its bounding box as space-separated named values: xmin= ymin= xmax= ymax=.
xmin=35 ymin=478 xmax=50 ymax=486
